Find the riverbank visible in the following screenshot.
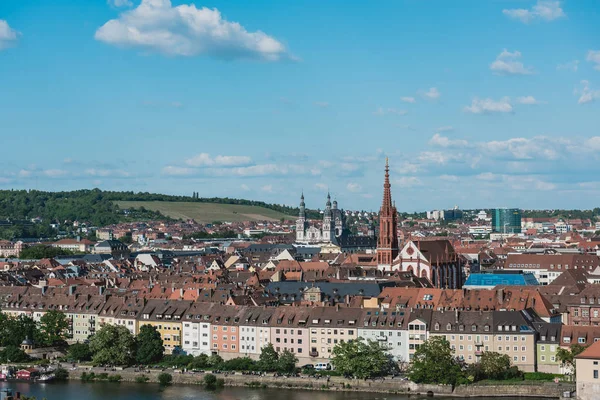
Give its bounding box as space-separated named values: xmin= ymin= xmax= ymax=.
xmin=66 ymin=368 xmax=575 ymax=398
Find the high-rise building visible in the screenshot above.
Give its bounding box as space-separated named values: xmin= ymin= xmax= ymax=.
xmin=376 ymin=158 xmax=399 ymax=268
xmin=491 ymin=208 xmax=522 ymax=234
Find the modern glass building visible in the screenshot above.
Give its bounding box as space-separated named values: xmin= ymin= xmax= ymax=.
xmin=491 ymin=208 xmax=521 ymax=233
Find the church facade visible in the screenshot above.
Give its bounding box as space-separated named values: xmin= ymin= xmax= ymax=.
xmin=296 ymin=193 xmax=344 ymax=245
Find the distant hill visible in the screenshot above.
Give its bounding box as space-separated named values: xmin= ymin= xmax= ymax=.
xmin=115 ymin=201 xmax=294 ymax=223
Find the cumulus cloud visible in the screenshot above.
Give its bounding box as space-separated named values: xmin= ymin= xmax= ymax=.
xmin=261 ymin=184 xmax=273 ymax=193
xmin=516 ymin=96 xmax=541 ymax=105
xmin=373 ymin=107 xmax=408 ymax=116
xmin=314 ymin=183 xmax=328 ymax=191
xmin=503 ymin=0 xmax=566 ymax=23
xmin=576 ymin=80 xmax=600 ymax=104
xmin=557 ymin=60 xmax=579 ymax=72
xmin=401 ymin=97 xmax=416 ymax=103
xmin=587 ymin=50 xmax=600 ymax=71
xmin=0 ymin=20 xmax=19 ymax=50
xmin=346 ymin=182 xmax=362 ymax=193
xmin=43 ymin=169 xmax=69 ymax=178
xmin=185 ymin=153 xmax=252 ymax=167
xmin=240 ymin=184 xmax=250 ymax=191
xmin=95 ymin=0 xmax=290 ymax=61
xmin=490 ymin=49 xmax=533 ymax=75
xmin=428 ymin=133 xmax=469 ymax=148
xmin=420 ymin=87 xmax=441 ymax=100
xmin=464 ymin=97 xmax=513 ymax=114
xmin=395 ymin=176 xmax=422 ymax=188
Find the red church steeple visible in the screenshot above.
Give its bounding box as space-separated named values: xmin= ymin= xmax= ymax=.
xmin=377 ymin=158 xmax=399 ymax=268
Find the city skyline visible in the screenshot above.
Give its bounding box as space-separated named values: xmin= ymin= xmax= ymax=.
xmin=1 ymin=0 xmax=599 ymax=211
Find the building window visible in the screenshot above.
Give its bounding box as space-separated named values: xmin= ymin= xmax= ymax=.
xmin=595 ymin=370 xmax=599 ymax=379
xmin=541 ymin=355 xmax=546 ymax=362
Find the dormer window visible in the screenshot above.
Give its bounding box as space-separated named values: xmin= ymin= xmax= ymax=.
xmin=434 ymin=323 xmax=440 ymax=331
xmin=484 ymin=325 xmax=489 ymax=332
xmin=459 ymin=325 xmax=464 ymax=331
xmin=447 ymin=323 xmax=452 ymax=330
xmin=472 ymin=325 xmax=477 ymax=332
xmin=498 ymin=326 xmax=503 ymax=331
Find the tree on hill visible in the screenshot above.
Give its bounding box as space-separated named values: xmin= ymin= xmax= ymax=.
xmin=136 ymin=325 xmax=164 ymax=364
xmin=331 ymin=338 xmax=397 ymax=379
xmin=408 ymin=336 xmax=464 ymax=386
xmin=38 ymin=310 xmax=69 ymax=346
xmin=0 ymin=313 xmax=39 ymax=347
xmin=89 ymin=324 xmax=136 ymax=366
xmin=19 ymin=245 xmax=74 ymax=260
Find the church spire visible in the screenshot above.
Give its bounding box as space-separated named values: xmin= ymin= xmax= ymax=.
xmin=377 ymin=158 xmax=399 ymax=270
xmin=299 ymin=192 xmax=306 ymax=218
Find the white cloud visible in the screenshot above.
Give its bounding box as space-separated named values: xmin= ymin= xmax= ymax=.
xmin=314 ymin=183 xmax=328 ymax=191
xmin=557 ymin=60 xmax=579 ymax=72
xmin=503 ymin=0 xmax=566 ymax=23
xmin=95 ymin=0 xmax=289 ymax=61
xmin=420 ymin=87 xmax=440 ymax=100
xmin=587 ymin=50 xmax=600 ymax=71
xmin=436 ymin=126 xmax=454 ymax=133
xmin=401 ymin=96 xmax=416 ymax=103
xmin=261 ymin=184 xmax=273 ymax=193
xmin=346 ymin=182 xmax=362 ymax=193
xmin=314 ymin=101 xmax=330 ymax=108
xmin=162 ymin=166 xmax=194 ymax=176
xmin=516 ymin=96 xmax=540 ymax=105
xmin=476 ymin=172 xmax=498 ymax=181
xmin=577 ymin=80 xmax=600 ymax=104
xmin=490 ymin=49 xmax=533 ymax=75
xmin=0 ymin=20 xmax=19 ymax=50
xmin=240 ymin=184 xmax=250 ymax=191
xmin=439 ymin=174 xmax=459 ymax=182
xmin=428 ymin=133 xmax=469 ymax=148
xmin=185 ymin=153 xmax=252 ymax=167
xmin=373 ymin=107 xmax=407 ymax=116
xmin=108 ymin=0 xmax=133 ymax=7
xmin=464 ymin=97 xmax=513 ymax=114
xmin=396 ymin=162 xmax=420 ymax=174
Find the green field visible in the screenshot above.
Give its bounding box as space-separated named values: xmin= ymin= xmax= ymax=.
xmin=115 ymin=201 xmax=294 ymax=223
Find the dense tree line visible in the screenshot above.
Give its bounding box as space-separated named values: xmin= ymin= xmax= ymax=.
xmin=0 ymin=189 xmax=169 ymax=239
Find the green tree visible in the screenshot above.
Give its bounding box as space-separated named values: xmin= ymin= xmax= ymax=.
xmin=89 ymin=324 xmax=136 ymax=366
xmin=207 ymin=353 xmax=224 ymax=369
xmin=204 ymin=373 xmax=218 ymax=390
xmin=278 ymin=349 xmax=298 ymax=373
xmin=331 ymin=338 xmax=396 ymax=379
xmin=136 ymin=325 xmax=164 ymax=364
xmin=118 ymin=235 xmax=133 ymax=244
xmin=19 ymin=245 xmax=74 ymax=259
xmin=39 ymin=310 xmax=69 ymax=346
xmin=467 ymin=351 xmax=522 ymax=381
xmin=188 ymin=354 xmax=209 ymax=370
xmin=557 ymin=344 xmax=587 ymax=377
xmin=0 ymin=345 xmax=30 ymax=363
xmin=408 ymin=336 xmax=464 ymax=386
xmin=0 ymin=313 xmax=39 ymax=347
xmin=258 ymin=343 xmax=279 ymax=372
xmin=54 ymin=367 xmax=69 ymax=381
xmin=67 ymin=342 xmax=92 ymax=362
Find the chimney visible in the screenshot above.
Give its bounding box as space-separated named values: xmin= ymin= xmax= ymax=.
xmin=496 ymin=288 xmax=504 ymax=304
xmin=69 ymin=285 xmax=76 ymax=296
xmin=454 ymin=308 xmax=458 ymax=323
xmin=41 ymin=286 xmax=48 ymax=296
xmin=99 ymin=286 xmax=105 ymax=295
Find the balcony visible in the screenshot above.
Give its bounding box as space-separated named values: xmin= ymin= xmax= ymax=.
xmin=376 ymin=336 xmax=388 ymax=341
xmin=309 ymin=351 xmax=319 ymax=357
xmin=475 ymin=350 xmax=483 ymax=356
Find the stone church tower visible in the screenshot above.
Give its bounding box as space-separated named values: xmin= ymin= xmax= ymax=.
xmin=376 ymin=158 xmax=399 ymax=269
xmin=296 ymin=192 xmax=307 ymax=242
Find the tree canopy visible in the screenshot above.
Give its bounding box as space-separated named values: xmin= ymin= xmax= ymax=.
xmin=38 ymin=310 xmax=69 ymax=346
xmin=258 ymin=343 xmax=279 ymax=372
xmin=89 ymin=324 xmax=136 ymax=366
xmin=136 ymin=325 xmax=165 ymax=365
xmin=408 ymin=336 xmax=464 ymax=386
xmin=331 ymin=337 xmax=397 ymax=379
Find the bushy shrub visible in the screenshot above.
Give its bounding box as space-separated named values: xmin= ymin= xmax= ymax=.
xmin=524 ymin=372 xmax=559 ymax=381
xmin=204 ymin=373 xmax=217 ymax=390
xmin=107 ymin=374 xmax=122 ymax=382
xmin=54 ymin=367 xmax=69 ymax=381
xmin=135 ymin=375 xmax=149 ymax=383
xmin=158 ymin=372 xmax=173 ymax=386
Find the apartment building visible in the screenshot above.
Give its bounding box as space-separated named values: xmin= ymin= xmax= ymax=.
xmin=138 ymin=300 xmax=191 ymax=354
xmin=210 ymin=305 xmax=245 ymax=357
xmin=271 ymin=308 xmax=311 ymax=361
xmin=308 ymin=307 xmax=359 ymax=361
xmin=504 ymin=253 xmax=600 ymax=285
xmin=182 ymin=302 xmax=212 ymax=356
xmin=492 ymin=311 xmax=537 ymax=372
xmin=534 ymin=322 xmax=561 ymax=374
xmin=238 ymin=307 xmax=276 ymax=357
xmin=358 ymin=308 xmax=408 ymax=362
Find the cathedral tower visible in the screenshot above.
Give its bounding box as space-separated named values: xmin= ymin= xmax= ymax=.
xmin=376 ymin=158 xmax=399 ymax=269
xmin=322 ymin=193 xmax=334 ymax=242
xmin=296 ymin=192 xmax=307 ymax=242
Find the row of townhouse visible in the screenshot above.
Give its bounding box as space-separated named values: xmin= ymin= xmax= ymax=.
xmin=0 ymin=293 xmax=578 ymax=372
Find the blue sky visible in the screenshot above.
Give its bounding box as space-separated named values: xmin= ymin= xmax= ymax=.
xmin=0 ymin=0 xmax=599 ymax=212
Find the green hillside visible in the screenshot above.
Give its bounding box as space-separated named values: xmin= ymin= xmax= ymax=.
xmin=115 ymin=201 xmax=294 ymax=223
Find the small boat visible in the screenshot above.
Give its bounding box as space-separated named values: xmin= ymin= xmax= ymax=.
xmin=36 ymin=374 xmax=55 ymax=382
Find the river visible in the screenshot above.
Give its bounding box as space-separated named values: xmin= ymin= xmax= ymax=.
xmin=0 ymin=381 xmax=528 ymax=400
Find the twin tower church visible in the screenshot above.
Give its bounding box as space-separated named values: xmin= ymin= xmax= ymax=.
xmin=294 ymin=159 xmax=463 ymax=289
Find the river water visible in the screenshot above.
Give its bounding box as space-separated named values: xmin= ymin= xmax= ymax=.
xmin=0 ymin=381 xmax=525 ymax=400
